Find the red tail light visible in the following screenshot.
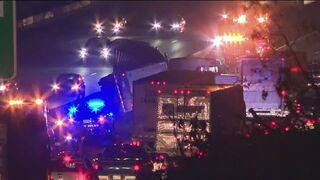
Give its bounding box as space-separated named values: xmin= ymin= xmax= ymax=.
xmin=158 ymin=155 xmax=164 ymax=161
xmin=132 ymin=140 xmax=140 ymax=146
xmin=63 ymin=155 xmax=71 ymax=163
xmin=161 ymin=164 xmax=167 ymax=170
xmin=133 ymin=164 xmax=140 ymax=172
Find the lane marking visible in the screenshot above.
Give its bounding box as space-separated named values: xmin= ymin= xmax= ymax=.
xmin=89 ymin=72 xmax=97 ymax=76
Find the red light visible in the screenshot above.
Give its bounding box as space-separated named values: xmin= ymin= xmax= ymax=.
xmin=284 ymin=126 xmax=290 ymax=132
xmin=296 ymin=110 xmax=301 ymax=114
xmin=161 ymin=164 xmax=167 ymax=170
xmin=78 ymin=173 xmax=86 ymax=180
xmin=180 ymin=90 xmax=184 ymax=94
xmin=63 ymin=155 xmax=71 ymax=163
xmin=187 ymin=90 xmax=191 ymax=94
xmin=174 ymin=90 xmax=178 ymax=94
xmin=150 ymin=81 xmax=154 ymax=85
xmin=94 ymin=164 xmax=99 ymax=170
xmin=271 ymin=121 xmax=277 ymax=127
xmin=159 ymin=154 xmax=164 ymax=161
xmin=132 ymin=140 xmax=137 ymax=146
xmin=281 ymin=89 xmax=286 ymax=96
xmin=264 ymin=130 xmax=269 ymax=135
xmin=207 ymin=90 xmax=210 ymax=94
xmin=290 ymin=66 xmax=302 ymax=73
xmin=172 ymin=162 xmax=179 ymax=168
xmin=306 ymin=120 xmax=316 ymax=125
xmin=157 ymin=89 xmax=162 ymax=94
xmin=133 ymin=164 xmax=140 ymax=171
xmin=162 ymin=81 xmax=166 ymax=85
xmin=157 ymin=81 xmax=160 ymax=85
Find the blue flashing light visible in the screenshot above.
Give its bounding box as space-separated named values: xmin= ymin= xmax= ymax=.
xmin=87 ymin=98 xmax=105 ymax=113
xmin=107 ymin=112 xmax=114 ymax=117
xmin=68 ymin=105 xmax=78 ymax=117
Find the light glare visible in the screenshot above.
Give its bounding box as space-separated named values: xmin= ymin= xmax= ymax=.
xmin=0 ymin=84 xmax=6 ymax=91
xmin=35 ymin=98 xmax=43 ymax=105
xmin=151 ymin=21 xmax=162 ymax=31
xmin=100 ymin=48 xmax=111 ymax=59
xmin=79 ymin=48 xmax=87 ymax=59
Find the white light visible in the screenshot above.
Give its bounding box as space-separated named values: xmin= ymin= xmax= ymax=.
xmin=69 ymin=117 xmax=74 ymax=123
xmin=65 ymin=134 xmax=73 ymax=141
xmin=0 ymin=84 xmax=6 ymax=91
xmin=257 ymin=16 xmax=267 ymax=24
xmin=151 ymin=21 xmax=162 ymax=31
xmin=79 ymin=48 xmax=87 ymax=59
xmin=9 ymin=99 xmax=24 ymax=106
xmin=35 ymin=98 xmax=43 ymax=105
xmin=235 ymin=14 xmax=247 ymax=24
xmin=56 ymin=119 xmax=64 ymax=127
xmin=51 ymin=83 xmax=60 ymax=91
xmin=94 ymin=22 xmax=104 ymax=35
xmin=114 ymin=22 xmax=121 ymax=29
xmin=100 ymin=48 xmax=111 ymax=59
xmin=171 ymin=23 xmax=180 ymax=30
xmin=212 ymin=36 xmax=223 ymax=47
xmin=221 ymin=13 xmax=228 ymax=19
xmin=71 ymin=84 xmax=80 ymax=91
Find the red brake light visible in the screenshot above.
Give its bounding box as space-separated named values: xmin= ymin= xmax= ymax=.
xmin=284 ymin=126 xmax=290 ymax=132
xmin=63 ymin=155 xmax=71 ymax=163
xmin=161 ymin=164 xmax=167 ymax=170
xmin=159 ymin=155 xmax=164 ymax=161
xmin=133 ymin=164 xmax=140 ymax=172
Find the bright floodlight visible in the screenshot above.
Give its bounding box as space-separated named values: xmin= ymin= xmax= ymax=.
xmin=257 ymin=16 xmax=267 ymax=24
xmin=221 ymin=13 xmax=228 ymax=19
xmin=0 ymin=84 xmax=6 ymax=92
xmin=71 ymin=84 xmax=80 ymax=91
xmin=235 ymin=14 xmax=247 ymax=24
xmin=51 ymin=83 xmax=60 ymax=91
xmin=94 ymin=22 xmax=104 ymax=35
xmin=212 ymin=36 xmax=223 ymax=48
xmin=56 ymin=119 xmax=64 ymax=127
xmin=9 ymin=99 xmax=24 ymax=106
xmin=79 ymin=48 xmax=87 ymax=59
xmin=35 ymin=98 xmax=43 ymax=105
xmin=65 ymin=134 xmax=73 ymax=141
xmin=100 ymin=48 xmax=111 ymax=59
xmin=171 ymin=23 xmax=180 ymax=30
xmin=112 ymin=21 xmax=122 ymax=34
xmin=151 ymin=21 xmax=162 ymax=31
